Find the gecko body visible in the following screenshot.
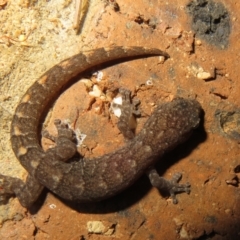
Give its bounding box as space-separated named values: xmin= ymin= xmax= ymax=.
xmin=0 ymin=47 xmax=201 ymax=207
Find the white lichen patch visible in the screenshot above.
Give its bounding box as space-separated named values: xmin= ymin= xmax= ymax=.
xmin=88 ymin=84 xmax=103 ymax=98
xmin=146 ymin=79 xmax=153 ymax=85
xmin=74 ymin=129 xmax=87 ymax=147
xmin=187 ymin=63 xmax=215 ymax=80
xmin=87 ymin=220 xmax=116 ymax=235
xmin=92 ymin=70 xmax=104 ymax=82
xmin=110 ymin=95 xmax=123 ymax=117
xmin=87 ymin=221 xmax=106 ymax=234
xmin=158 ymin=55 xmax=166 ymax=63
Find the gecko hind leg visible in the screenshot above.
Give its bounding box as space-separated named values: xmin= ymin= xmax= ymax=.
xmin=147 ymin=168 xmax=191 ymax=204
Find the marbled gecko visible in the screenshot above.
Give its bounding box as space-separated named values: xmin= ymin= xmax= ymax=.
xmin=0 ymin=46 xmax=202 ymax=207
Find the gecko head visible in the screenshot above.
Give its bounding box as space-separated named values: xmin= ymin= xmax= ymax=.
xmin=139 ymin=97 xmax=203 ymax=152
xmin=169 ymin=97 xmax=202 ymax=143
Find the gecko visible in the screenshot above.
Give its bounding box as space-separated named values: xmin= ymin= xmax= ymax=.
xmin=0 ymin=46 xmax=202 ymax=208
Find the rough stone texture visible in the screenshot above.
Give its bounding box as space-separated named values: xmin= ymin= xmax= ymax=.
xmin=0 ymin=0 xmax=240 ymax=239
xmin=186 ymin=0 xmax=231 ymax=49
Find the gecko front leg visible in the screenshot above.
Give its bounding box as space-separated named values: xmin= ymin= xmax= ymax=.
xmin=147 ymin=168 xmax=191 ymax=204
xmin=117 ymin=88 xmax=140 ymax=139
xmin=42 ymin=119 xmax=77 ymax=161
xmin=0 ymin=119 xmax=78 ymax=207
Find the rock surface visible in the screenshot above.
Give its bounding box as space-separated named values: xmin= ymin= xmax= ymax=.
xmin=0 ymin=0 xmax=240 ymax=239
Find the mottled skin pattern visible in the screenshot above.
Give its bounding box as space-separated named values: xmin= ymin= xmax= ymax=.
xmin=0 ymin=46 xmax=202 ymax=208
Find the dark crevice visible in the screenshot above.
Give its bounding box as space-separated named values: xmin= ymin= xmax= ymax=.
xmin=196 ymin=230 xmax=222 ymax=240
xmin=211 ymin=92 xmax=228 ymax=100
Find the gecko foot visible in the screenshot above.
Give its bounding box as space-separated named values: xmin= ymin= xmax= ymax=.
xmin=42 ymin=119 xmax=76 ymax=142
xmin=147 ymin=168 xmax=191 ymax=204
xmin=119 ymin=88 xmax=141 ymax=116
xmin=0 ymin=174 xmax=16 ymax=204
xmin=43 ymin=119 xmax=78 ymax=161
xmin=0 ymin=174 xmax=43 ymax=207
